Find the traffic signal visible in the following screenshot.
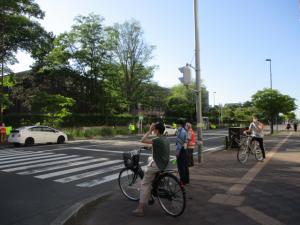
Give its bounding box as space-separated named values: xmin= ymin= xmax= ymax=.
xmin=178 ymin=64 xmax=192 ymax=85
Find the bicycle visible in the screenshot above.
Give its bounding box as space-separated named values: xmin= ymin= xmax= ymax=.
xmin=118 ymin=148 xmax=186 ymax=217
xmin=236 ymin=135 xmax=264 ymax=164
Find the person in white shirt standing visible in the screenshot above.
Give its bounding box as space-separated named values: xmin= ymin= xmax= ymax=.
xmin=244 ymin=115 xmax=266 ymax=160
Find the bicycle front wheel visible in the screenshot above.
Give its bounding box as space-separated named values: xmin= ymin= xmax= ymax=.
xmin=237 ymin=144 xmax=249 ymax=164
xmin=118 ymin=168 xmax=142 ymax=201
xmin=156 ymin=173 xmax=186 ymax=217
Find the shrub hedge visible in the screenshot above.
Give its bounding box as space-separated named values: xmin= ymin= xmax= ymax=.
xmin=62 ymin=126 xmax=130 ymax=140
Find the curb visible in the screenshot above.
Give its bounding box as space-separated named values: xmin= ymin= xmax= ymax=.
xmin=50 ymin=191 xmax=112 ymax=225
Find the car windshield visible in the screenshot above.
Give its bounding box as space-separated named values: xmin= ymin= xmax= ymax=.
xmin=12 ymin=127 xmax=27 ymax=133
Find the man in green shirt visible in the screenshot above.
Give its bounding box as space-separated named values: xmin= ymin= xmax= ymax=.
xmin=132 ymin=122 xmax=170 ymax=216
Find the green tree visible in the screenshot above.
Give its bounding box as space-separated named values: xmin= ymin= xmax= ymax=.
xmin=44 ymin=14 xmax=112 ymax=113
xmin=220 ymin=103 xmax=258 ymax=126
xmin=165 ymin=84 xmax=209 ymax=121
xmin=283 ymin=112 xmax=296 ymax=121
xmin=138 ymin=82 xmax=170 ymax=112
xmin=32 ymin=92 xmax=75 ymax=126
xmin=252 ymin=88 xmax=296 ymax=134
xmin=0 ymin=0 xmax=51 ymax=120
xmin=110 ymin=20 xmax=156 ymax=113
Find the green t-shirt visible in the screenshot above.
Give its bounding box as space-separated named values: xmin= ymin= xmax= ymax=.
xmin=152 ymin=136 xmax=170 ymax=171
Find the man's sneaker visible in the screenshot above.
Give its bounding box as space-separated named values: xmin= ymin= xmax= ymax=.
xmin=132 ymin=209 xmax=144 ymax=217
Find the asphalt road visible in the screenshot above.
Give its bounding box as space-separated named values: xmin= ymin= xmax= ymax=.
xmin=0 ymin=129 xmax=227 ymax=225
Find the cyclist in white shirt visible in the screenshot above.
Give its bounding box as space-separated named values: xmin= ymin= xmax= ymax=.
xmin=244 ymin=115 xmax=266 ymax=160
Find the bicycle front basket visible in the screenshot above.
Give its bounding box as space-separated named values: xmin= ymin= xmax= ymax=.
xmin=123 ymin=150 xmax=140 ymax=169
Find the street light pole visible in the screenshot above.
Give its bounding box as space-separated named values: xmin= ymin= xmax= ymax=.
xmin=194 ymin=0 xmax=204 ymax=163
xmin=265 ymin=58 xmax=272 ymax=89
xmin=0 ymin=59 xmax=3 ymax=123
xmin=213 ymin=92 xmax=216 ymax=107
xmin=265 ymin=58 xmax=277 ymax=132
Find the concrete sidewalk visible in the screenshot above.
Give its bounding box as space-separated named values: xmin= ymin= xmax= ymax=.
xmin=72 ymin=132 xmax=300 ymax=225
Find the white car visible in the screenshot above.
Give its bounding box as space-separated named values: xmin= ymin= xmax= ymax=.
xmin=8 ymin=126 xmax=68 ymax=147
xmin=164 ymin=125 xmax=178 ymax=136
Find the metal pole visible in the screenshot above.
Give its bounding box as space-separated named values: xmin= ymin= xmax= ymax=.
xmin=213 ymin=92 xmax=216 ymax=107
xmin=269 ymin=60 xmax=272 ymax=89
xmin=0 ymin=54 xmax=3 ymax=123
xmin=266 ymin=58 xmax=273 ymax=132
xmin=194 ymin=0 xmax=204 ymax=163
xmin=266 ymin=58 xmax=272 ymax=89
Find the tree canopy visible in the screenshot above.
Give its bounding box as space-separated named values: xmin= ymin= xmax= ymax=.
xmin=252 ymin=88 xmax=297 ymax=133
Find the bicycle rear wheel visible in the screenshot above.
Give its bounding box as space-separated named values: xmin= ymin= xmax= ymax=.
xmin=237 ymin=144 xmax=249 ymax=164
xmin=118 ymin=168 xmax=142 ymax=201
xmin=156 ymin=173 xmax=186 ymax=217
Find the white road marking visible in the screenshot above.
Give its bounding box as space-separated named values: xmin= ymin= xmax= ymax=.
xmin=0 ymin=153 xmax=62 ymax=165
xmin=77 ymin=173 xmax=120 ymax=188
xmin=0 ymin=150 xmax=37 ymax=156
xmin=192 ymin=145 xmax=225 ymax=156
xmin=203 ymin=145 xmax=225 ymax=152
xmin=42 ymin=144 xmax=107 ymax=152
xmin=35 ymin=160 xmax=122 ymax=179
xmin=3 ymin=156 xmax=90 ymax=172
xmin=54 ymin=164 xmax=124 ymax=183
xmin=1 ymin=144 xmax=72 ymax=151
xmin=0 ymin=152 xmax=54 ymax=161
xmin=72 ymin=147 xmax=152 ymax=156
xmin=77 ymin=166 xmax=147 ymax=188
xmin=0 ymin=155 xmax=78 ymax=169
xmin=204 ymin=136 xmax=226 ymax=140
xmin=18 ymin=157 xmax=107 ymax=175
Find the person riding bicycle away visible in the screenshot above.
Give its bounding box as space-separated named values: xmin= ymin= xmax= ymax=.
xmin=132 ymin=122 xmax=170 ymax=216
xmin=244 ymin=115 xmax=266 ymax=161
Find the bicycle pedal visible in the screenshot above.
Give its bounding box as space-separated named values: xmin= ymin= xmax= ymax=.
xmin=148 ymin=198 xmax=155 ymax=205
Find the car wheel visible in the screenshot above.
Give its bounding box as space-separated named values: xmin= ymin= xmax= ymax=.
xmin=25 ymin=138 xmax=34 ymax=146
xmin=57 ymin=136 xmax=65 ymax=144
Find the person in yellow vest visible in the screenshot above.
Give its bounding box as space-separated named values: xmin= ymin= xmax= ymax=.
xmin=6 ymin=126 xmax=12 ymax=136
xmin=128 ymin=122 xmax=136 ymax=135
xmin=172 ymin=122 xmax=177 ymax=129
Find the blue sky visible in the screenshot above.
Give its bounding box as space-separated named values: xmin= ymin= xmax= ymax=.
xmin=12 ymin=0 xmax=300 ymax=117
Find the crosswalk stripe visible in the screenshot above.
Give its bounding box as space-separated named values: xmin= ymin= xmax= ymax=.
xmin=0 ymin=153 xmax=63 ymax=165
xmin=0 ymin=153 xmax=35 ymax=157
xmin=0 ymin=151 xmax=36 ymax=156
xmin=3 ymin=156 xmax=90 ymax=173
xmin=54 ymin=164 xmax=124 ymax=183
xmin=76 ymin=166 xmax=146 ymax=188
xmin=35 ymin=160 xmax=122 ymax=179
xmin=0 ymin=150 xmax=28 ymax=153
xmin=0 ymin=155 xmax=77 ymax=169
xmin=73 ymin=147 xmax=152 ymax=156
xmin=76 ymin=173 xmax=120 ymax=187
xmin=0 ymin=153 xmax=24 ymax=157
xmin=17 ymin=157 xmax=107 ymax=175
xmin=0 ymin=152 xmax=54 ymax=161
